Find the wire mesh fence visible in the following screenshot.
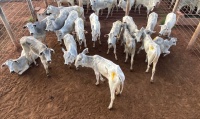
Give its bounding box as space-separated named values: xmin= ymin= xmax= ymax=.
xmin=161 ymin=0 xmax=200 ymax=60
xmin=0 ymin=0 xmax=199 ymax=67
xmin=0 ymin=0 xmax=31 ymax=65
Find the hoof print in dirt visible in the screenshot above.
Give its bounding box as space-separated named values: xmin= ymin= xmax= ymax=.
xmin=49 ymin=96 xmax=54 ymax=100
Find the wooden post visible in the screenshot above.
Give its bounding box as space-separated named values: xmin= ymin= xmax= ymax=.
xmin=26 ymin=0 xmax=37 ymax=21
xmin=125 ymin=0 xmax=130 ymax=16
xmin=44 ymin=0 xmax=48 ymax=8
xmin=0 ymin=6 xmax=20 ymax=49
xmin=172 ymin=0 xmax=181 ymax=13
xmin=187 ymin=22 xmax=200 ymax=50
xmin=79 ymin=0 xmax=83 ymax=7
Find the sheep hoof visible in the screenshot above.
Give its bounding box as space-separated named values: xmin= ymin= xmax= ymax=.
xmin=108 ymin=106 xmax=112 ymax=110
xmin=115 ymin=92 xmax=120 ymax=96
xmin=150 ymin=80 xmax=154 ymax=84
xmin=130 ymin=69 xmax=133 ymax=72
xmin=47 ymin=74 xmax=51 ymax=77
xmin=95 ymin=83 xmax=99 ymax=86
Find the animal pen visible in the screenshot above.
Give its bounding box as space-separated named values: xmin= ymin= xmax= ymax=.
xmin=0 ymin=0 xmax=200 ymax=118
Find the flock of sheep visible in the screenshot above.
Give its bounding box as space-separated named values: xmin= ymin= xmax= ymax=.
xmin=2 ymin=0 xmax=188 ymax=109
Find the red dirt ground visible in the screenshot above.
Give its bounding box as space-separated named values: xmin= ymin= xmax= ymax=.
xmin=1 ymin=1 xmax=200 ymax=119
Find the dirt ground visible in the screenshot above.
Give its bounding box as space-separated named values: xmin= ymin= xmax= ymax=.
xmin=1 ymin=1 xmax=200 ymax=119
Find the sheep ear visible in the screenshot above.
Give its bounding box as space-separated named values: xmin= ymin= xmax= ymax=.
xmin=152 ymin=31 xmax=156 ymax=34
xmin=39 ymin=51 xmax=43 ymax=55
xmin=82 ymin=48 xmax=89 ymax=54
xmin=50 ymin=48 xmax=55 ymax=53
xmin=84 ymin=30 xmax=88 ymax=34
xmin=72 ymin=31 xmax=76 ymax=35
xmin=1 ymin=63 xmax=6 ymax=69
xmin=140 ymin=27 xmax=145 ymax=31
xmin=104 ymin=34 xmax=109 ymax=37
xmin=62 ymin=48 xmax=65 ymax=53
xmin=13 ymin=60 xmax=19 ymax=63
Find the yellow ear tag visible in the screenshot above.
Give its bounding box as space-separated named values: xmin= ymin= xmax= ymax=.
xmin=111 ymin=72 xmax=116 ymax=81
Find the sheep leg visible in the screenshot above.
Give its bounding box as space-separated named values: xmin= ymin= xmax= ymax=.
xmin=168 ymin=30 xmax=171 ymax=38
xmin=84 ymin=39 xmax=87 ymax=48
xmin=116 ymin=3 xmax=118 ymax=12
xmin=108 ymin=80 xmax=116 ymax=109
xmin=125 ymin=52 xmax=128 ymax=63
xmin=98 ymin=35 xmax=101 ymax=45
xmin=101 ymin=9 xmax=103 ymax=15
xmin=93 ymin=41 xmax=95 ymax=47
xmin=113 ymin=45 xmax=118 ymax=60
xmin=86 ymin=3 xmax=89 ymax=14
xmin=107 ymin=46 xmax=110 ymax=54
xmin=115 ymin=83 xmax=120 ymax=95
xmin=29 ymin=51 xmax=38 ymax=66
xmin=138 ymin=5 xmax=142 ymax=14
xmin=145 ymin=55 xmax=150 ymax=73
xmin=106 ymin=7 xmax=112 ymax=19
xmin=145 ymin=54 xmax=148 ymax=62
xmin=163 ymin=51 xmax=170 ymax=57
xmin=150 ymin=58 xmax=158 ymax=83
xmin=134 ymin=4 xmax=138 ymax=12
xmin=111 ymin=5 xmax=114 ymax=16
xmin=100 ymin=74 xmax=105 ymax=82
xmin=130 ymin=53 xmax=134 ymax=71
xmin=95 ymin=71 xmax=100 ymax=85
xmin=137 ymin=46 xmax=143 ymax=54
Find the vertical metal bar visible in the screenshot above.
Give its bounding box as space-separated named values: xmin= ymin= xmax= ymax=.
xmin=172 ymin=0 xmax=181 ymax=13
xmin=125 ymin=0 xmax=130 ymax=16
xmin=187 ymin=22 xmax=200 ymax=50
xmin=44 ymin=0 xmax=48 ymax=8
xmin=79 ymin=0 xmax=83 ymax=7
xmin=26 ymin=0 xmax=37 ymax=21
xmin=0 ymin=6 xmax=20 ymax=49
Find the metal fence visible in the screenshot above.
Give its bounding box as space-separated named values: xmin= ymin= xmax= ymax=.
xmin=0 ymin=0 xmax=48 ymax=63
xmin=161 ymin=0 xmax=200 ymax=60
xmin=0 ymin=0 xmax=200 ymax=65
xmin=0 ymin=0 xmax=31 ymax=65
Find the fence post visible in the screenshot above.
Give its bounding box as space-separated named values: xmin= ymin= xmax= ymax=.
xmin=26 ymin=0 xmax=37 ymax=21
xmin=125 ymin=0 xmax=130 ymax=16
xmin=172 ymin=0 xmax=181 ymax=13
xmin=0 ymin=6 xmax=20 ymax=49
xmin=187 ymin=22 xmax=200 ymax=50
xmin=79 ymin=0 xmax=83 ymax=7
xmin=44 ymin=0 xmax=48 ymax=8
